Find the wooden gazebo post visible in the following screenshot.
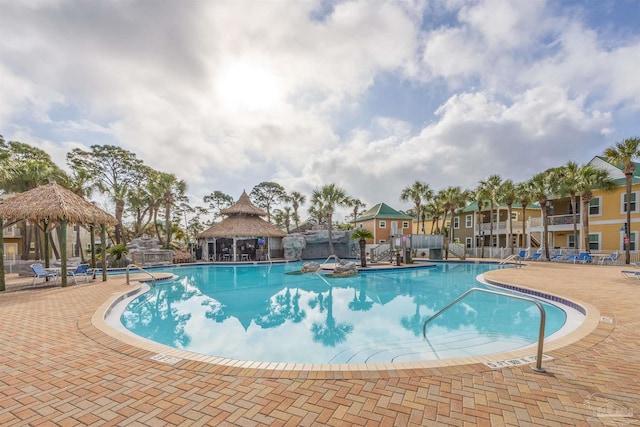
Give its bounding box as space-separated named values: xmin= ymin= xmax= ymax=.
xmin=0 ymin=218 xmax=4 ymax=292
xmin=101 ymin=224 xmax=107 ymax=282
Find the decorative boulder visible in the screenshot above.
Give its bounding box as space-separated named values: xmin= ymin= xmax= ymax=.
xmin=333 ymin=259 xmax=358 ymax=277
xmin=283 ymin=235 xmax=307 ymax=260
xmin=301 ymin=261 xmax=321 ymax=273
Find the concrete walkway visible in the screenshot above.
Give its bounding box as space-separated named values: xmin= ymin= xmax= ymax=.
xmin=0 ymin=261 xmax=638 ymax=426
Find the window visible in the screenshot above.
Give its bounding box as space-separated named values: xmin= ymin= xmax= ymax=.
xmin=568 ymin=234 xmax=575 ymax=248
xmin=492 ymin=236 xmax=497 ymax=247
xmin=465 ymin=237 xmax=472 ymax=249
xmin=402 ymin=221 xmax=409 ymax=229
xmin=453 ymin=217 xmax=459 ymax=229
xmin=379 ymin=220 xmax=386 ymax=228
xmin=511 ymin=212 xmax=517 ymax=220
xmin=622 ymin=192 xmax=638 ymax=213
xmin=465 ymin=215 xmax=472 ymax=228
xmin=588 ymin=234 xmax=600 ymax=252
xmin=589 ymin=197 xmax=601 ymax=216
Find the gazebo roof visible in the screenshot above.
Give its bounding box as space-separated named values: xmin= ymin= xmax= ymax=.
xmin=0 ymin=182 xmax=118 ymax=226
xmin=221 ymin=191 xmax=267 ymax=217
xmin=198 ymin=215 xmax=286 ymax=239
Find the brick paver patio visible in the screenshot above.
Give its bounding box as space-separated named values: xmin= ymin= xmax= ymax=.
xmin=1 ymin=261 xmax=638 ymax=426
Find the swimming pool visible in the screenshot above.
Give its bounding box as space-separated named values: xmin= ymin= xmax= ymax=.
xmin=119 ymin=262 xmax=573 ymax=364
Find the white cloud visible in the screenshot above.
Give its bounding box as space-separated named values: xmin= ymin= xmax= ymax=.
xmin=0 ymin=0 xmax=637 ymax=221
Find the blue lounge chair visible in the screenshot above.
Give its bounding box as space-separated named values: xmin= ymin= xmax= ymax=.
xmin=67 ymin=264 xmax=91 ymax=284
xmin=30 ymin=263 xmax=58 ymax=287
xmin=621 ymin=269 xmax=640 ymax=279
xmin=598 ymin=252 xmax=620 ymax=265
xmin=568 ymin=252 xmax=593 ymax=264
xmin=526 ymin=252 xmax=542 ymax=261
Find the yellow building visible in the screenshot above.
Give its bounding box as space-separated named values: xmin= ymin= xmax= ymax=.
xmin=529 ymin=156 xmax=640 ymax=256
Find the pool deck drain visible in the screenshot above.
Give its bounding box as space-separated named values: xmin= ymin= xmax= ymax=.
xmin=1 ymin=260 xmax=639 ymax=425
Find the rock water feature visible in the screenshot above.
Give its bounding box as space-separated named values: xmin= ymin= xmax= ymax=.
xmin=127 ymin=237 xmax=174 ymax=266
xmin=283 ymin=229 xmax=359 ymax=261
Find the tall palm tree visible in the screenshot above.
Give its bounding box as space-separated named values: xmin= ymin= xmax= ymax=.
xmin=400 ymin=181 xmax=433 ymax=234
xmin=577 ymin=166 xmax=616 ymax=253
xmin=515 ymin=181 xmax=533 ymax=250
xmin=498 ymin=179 xmax=517 ymax=254
xmin=346 ymin=197 xmax=367 ymax=226
xmin=438 ymin=186 xmax=467 ymax=259
xmin=552 ymin=162 xmax=582 ymax=251
xmin=288 ymin=191 xmax=306 ymax=230
xmin=310 ymin=184 xmax=350 ymax=256
xmin=529 ymin=171 xmax=555 ymax=260
xmin=604 ymin=137 xmax=640 ymax=264
xmin=478 ymin=175 xmax=502 ymax=251
xmin=472 ymin=185 xmax=488 ymax=257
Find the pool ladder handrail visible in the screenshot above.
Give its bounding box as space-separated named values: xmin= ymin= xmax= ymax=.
xmin=422 ymin=287 xmax=547 ymax=373
xmin=320 ymin=254 xmax=340 ymax=268
xmin=499 ymin=254 xmax=522 ymax=267
xmin=126 ymin=264 xmax=157 ymax=287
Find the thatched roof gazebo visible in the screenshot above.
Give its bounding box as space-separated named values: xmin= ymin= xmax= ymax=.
xmin=198 ymin=191 xmax=286 ymax=261
xmin=0 ymin=182 xmax=118 ymax=290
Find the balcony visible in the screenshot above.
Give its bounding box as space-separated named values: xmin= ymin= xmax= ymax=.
xmin=529 ymin=214 xmax=580 ymax=229
xmin=478 ymin=221 xmax=524 ymax=234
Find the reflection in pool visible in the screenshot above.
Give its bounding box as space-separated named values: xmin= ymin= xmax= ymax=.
xmin=121 ymin=262 xmax=569 ymax=364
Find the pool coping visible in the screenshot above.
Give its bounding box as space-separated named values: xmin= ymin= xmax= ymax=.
xmin=88 ymin=269 xmax=605 ymax=379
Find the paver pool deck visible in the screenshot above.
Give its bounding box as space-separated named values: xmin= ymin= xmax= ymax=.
xmin=1 ymin=261 xmax=639 ymax=426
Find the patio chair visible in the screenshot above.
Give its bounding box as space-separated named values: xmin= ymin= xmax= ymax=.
xmin=67 ymin=263 xmax=91 ymax=284
xmin=550 ymin=254 xmax=567 ymax=262
xmin=621 ymin=269 xmax=640 ymax=279
xmin=599 ymin=252 xmax=620 ymax=265
xmin=526 ymin=252 xmax=542 ymax=261
xmin=568 ymin=252 xmax=593 ymax=264
xmin=30 ymin=263 xmax=58 ymax=287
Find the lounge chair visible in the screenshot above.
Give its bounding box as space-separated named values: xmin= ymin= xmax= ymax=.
xmin=621 ymin=269 xmax=640 ymax=279
xmin=515 ymin=250 xmax=527 ymax=260
xmin=599 ymin=252 xmax=620 ymax=265
xmin=550 ymin=254 xmax=567 ymax=262
xmin=67 ymin=264 xmax=91 ymax=284
xmin=526 ymin=252 xmax=542 ymax=261
xmin=30 ymin=263 xmax=58 ymax=287
xmin=568 ymin=252 xmax=593 ymax=264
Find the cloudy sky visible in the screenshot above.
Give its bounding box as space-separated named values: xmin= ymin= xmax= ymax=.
xmin=1 ymin=0 xmax=639 ymax=221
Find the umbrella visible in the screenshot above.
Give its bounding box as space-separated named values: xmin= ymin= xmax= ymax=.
xmin=0 ymin=182 xmax=118 ymax=290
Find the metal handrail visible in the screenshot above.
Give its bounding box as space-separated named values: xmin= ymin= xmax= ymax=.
xmin=499 ymin=254 xmax=522 ymax=267
xmin=320 ymin=254 xmax=340 ymax=268
xmin=422 ymin=287 xmax=547 ymax=373
xmin=126 ymin=264 xmax=157 ymax=287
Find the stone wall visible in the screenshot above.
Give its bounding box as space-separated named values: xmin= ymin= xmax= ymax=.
xmin=283 ymin=230 xmax=358 ymax=261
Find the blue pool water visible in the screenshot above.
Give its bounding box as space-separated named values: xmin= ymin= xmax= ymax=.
xmin=120 ymin=262 xmax=569 ymax=364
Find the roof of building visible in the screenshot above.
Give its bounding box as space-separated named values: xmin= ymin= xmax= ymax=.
xmin=355 ymin=203 xmax=413 ymax=222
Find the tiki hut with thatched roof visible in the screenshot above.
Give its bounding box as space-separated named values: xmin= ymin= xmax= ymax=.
xmin=198 ymin=191 xmax=286 ymax=261
xmin=0 ymin=182 xmax=118 ymax=290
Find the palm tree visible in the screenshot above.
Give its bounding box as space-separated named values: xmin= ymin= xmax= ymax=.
xmin=529 ymin=171 xmax=554 ymax=260
xmin=346 ymin=197 xmax=367 ymax=226
xmin=351 ymin=228 xmax=374 ymax=267
xmin=515 ymin=181 xmax=533 ymax=250
xmin=604 ymin=137 xmax=640 ymax=264
xmin=438 ymin=186 xmax=467 ymax=259
xmin=478 ymin=175 xmax=502 ymax=252
xmin=310 ymin=184 xmax=350 ymax=256
xmin=552 ymin=162 xmax=583 ymax=251
xmin=577 ymin=166 xmax=616 ymax=253
xmin=498 ymin=179 xmax=517 ymax=254
xmin=400 ymin=181 xmax=433 ymax=234
xmin=288 ymin=191 xmax=306 ymax=230
xmin=472 ymin=185 xmax=488 ymax=257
